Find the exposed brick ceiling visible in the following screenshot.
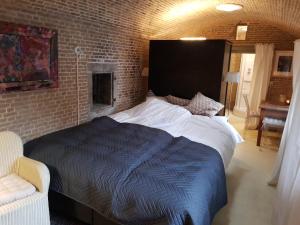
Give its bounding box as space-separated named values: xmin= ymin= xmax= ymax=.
xmin=6 ymin=0 xmax=300 ymax=39
xmin=130 ymin=0 xmax=300 ymax=38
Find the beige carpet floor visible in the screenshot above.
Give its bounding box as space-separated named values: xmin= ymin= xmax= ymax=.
xmin=213 ymin=114 xmax=278 ymax=225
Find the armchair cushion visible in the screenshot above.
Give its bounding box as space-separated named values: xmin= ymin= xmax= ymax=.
xmin=0 ymin=173 xmax=36 ymax=206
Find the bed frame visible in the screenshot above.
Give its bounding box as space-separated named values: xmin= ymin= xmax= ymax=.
xmin=49 ymin=40 xmax=232 ymax=224
xmin=49 ymin=191 xmax=118 ymax=225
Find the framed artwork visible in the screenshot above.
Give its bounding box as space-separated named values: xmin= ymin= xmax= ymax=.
xmin=273 ymin=51 xmax=293 ymax=77
xmin=0 ymin=22 xmax=58 ymax=93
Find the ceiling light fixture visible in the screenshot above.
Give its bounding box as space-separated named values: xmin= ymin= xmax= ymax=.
xmin=216 ymin=3 xmax=243 ymax=12
xmin=180 ymin=37 xmax=207 ymax=41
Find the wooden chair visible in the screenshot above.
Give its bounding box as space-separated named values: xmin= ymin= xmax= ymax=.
xmin=243 ymin=94 xmax=260 ymax=130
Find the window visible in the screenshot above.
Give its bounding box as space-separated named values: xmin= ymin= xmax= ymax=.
xmin=236 ymin=24 xmax=248 ymax=40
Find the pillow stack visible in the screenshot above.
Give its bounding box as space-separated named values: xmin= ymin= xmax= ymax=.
xmin=166 ymin=95 xmax=191 ymax=106
xmin=166 ymin=92 xmax=224 ymax=117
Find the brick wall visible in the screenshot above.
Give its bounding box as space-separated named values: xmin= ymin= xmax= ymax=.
xmin=153 ymin=20 xmax=296 ymax=50
xmin=0 ymin=0 xmax=148 ymax=141
xmin=203 ymin=21 xmax=295 ymax=50
xmin=267 ymin=76 xmax=293 ymax=103
xmin=0 ymin=1 xmax=296 ymax=141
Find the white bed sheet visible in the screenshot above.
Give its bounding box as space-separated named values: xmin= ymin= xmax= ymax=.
xmin=110 ymin=97 xmax=243 ymax=168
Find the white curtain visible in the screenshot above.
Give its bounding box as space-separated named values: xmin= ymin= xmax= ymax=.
xmin=247 ymin=44 xmax=274 ymax=128
xmin=271 ymin=40 xmax=300 ymax=225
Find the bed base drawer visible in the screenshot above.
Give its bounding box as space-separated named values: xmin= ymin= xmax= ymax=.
xmin=49 ymin=191 xmax=118 ymax=225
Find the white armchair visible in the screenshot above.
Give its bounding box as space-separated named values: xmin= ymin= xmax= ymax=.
xmin=0 ymin=131 xmax=50 ymax=225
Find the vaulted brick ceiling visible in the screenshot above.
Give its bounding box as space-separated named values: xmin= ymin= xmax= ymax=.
xmin=13 ymin=0 xmax=300 ymax=38
xmin=130 ymin=0 xmax=300 ymax=38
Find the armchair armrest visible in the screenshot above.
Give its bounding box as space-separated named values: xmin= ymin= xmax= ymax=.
xmin=16 ymin=157 xmax=50 ymax=193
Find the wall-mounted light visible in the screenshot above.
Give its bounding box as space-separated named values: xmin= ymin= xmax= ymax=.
xmin=180 ymin=37 xmax=207 ymax=41
xmin=141 ymin=67 xmax=149 ymax=77
xmin=216 ymin=3 xmax=243 ymax=12
xmin=74 ymin=46 xmax=83 ymax=56
xmin=236 ymin=24 xmax=248 ymax=40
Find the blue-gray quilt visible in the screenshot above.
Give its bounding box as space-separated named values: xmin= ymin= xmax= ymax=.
xmin=24 ymin=116 xmax=227 ymax=225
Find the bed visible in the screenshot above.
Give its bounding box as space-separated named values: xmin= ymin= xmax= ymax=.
xmin=24 ymin=40 xmax=237 ymax=225
xmin=24 ymin=96 xmax=242 ymax=225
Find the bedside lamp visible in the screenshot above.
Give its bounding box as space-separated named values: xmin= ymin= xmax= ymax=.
xmin=225 ymin=72 xmax=241 ymax=115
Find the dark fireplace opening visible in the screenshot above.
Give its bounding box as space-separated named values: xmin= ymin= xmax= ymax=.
xmin=92 ymin=73 xmax=114 ymax=106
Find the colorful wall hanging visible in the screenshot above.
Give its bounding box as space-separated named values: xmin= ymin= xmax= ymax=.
xmin=0 ymin=22 xmax=58 ymax=93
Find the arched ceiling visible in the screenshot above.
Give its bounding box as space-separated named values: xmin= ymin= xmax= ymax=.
xmin=11 ymin=0 xmax=300 ymax=39
xmin=132 ymin=0 xmax=300 ymax=38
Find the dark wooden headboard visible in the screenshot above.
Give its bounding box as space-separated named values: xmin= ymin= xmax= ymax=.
xmin=148 ymin=40 xmax=232 ymax=108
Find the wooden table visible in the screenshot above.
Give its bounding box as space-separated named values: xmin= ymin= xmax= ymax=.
xmin=257 ymin=102 xmax=289 ymax=146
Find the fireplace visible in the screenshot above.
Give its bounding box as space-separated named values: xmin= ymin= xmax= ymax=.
xmin=87 ymin=63 xmax=117 ymax=118
xmin=92 ymin=73 xmax=114 ymax=107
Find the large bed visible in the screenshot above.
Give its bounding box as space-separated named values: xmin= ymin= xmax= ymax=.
xmin=24 ymin=97 xmax=242 ymax=225
xmin=24 ymin=40 xmax=238 ymax=225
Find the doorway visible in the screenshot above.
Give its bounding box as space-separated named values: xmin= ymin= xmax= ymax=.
xmin=233 ymin=53 xmax=256 ymax=116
